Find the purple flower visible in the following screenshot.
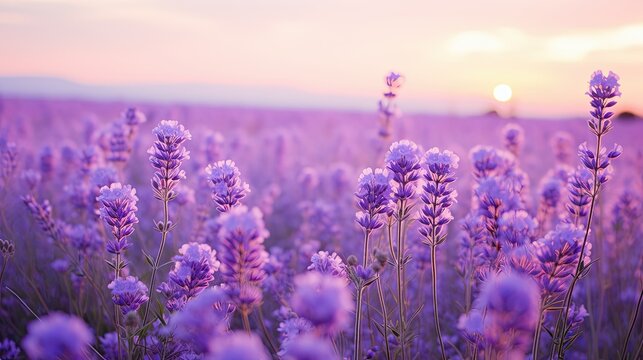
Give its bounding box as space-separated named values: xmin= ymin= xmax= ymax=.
xmin=501 ymin=123 xmax=524 ymax=156
xmin=282 ymin=333 xmax=337 ymax=360
xmin=207 ymin=332 xmax=270 ymax=360
xmin=355 ymin=167 xmax=391 ymax=231
xmin=533 ymin=224 xmax=587 ymax=299
xmin=385 ymin=140 xmax=422 ymax=203
xmin=99 ymin=332 xmax=126 ymax=360
xmin=216 ymin=206 xmax=269 ymax=311
xmin=22 ymin=195 xmax=66 ymax=244
xmin=168 ymin=287 xmax=230 ymax=353
xmin=0 ymin=238 xmax=15 ymax=258
xmin=290 ymin=272 xmax=354 ymax=335
xmin=308 ymin=251 xmax=347 ymax=280
xmin=39 ymin=146 xmax=55 ymax=182
xmin=550 ymin=131 xmax=574 ymax=164
xmin=278 ymin=317 xmax=313 ymax=355
xmin=496 ymin=210 xmax=537 ymax=249
xmin=0 ymin=338 xmax=20 ymax=360
xmin=418 ymin=147 xmax=459 ymax=246
xmin=203 ymin=131 xmax=225 ymax=164
xmin=148 ymin=120 xmax=192 ymax=201
xmin=205 ymin=160 xmax=250 ymax=212
xmin=167 ymin=242 xmax=220 ymax=302
xmin=107 ymin=122 xmax=131 ymax=164
xmin=0 ymin=142 xmax=17 ymax=184
xmin=467 ymin=272 xmax=540 ymax=357
xmin=122 ymin=107 xmax=147 ymax=128
xmin=22 ymin=313 xmax=94 ymax=360
xmin=108 ymin=275 xmax=149 ymax=314
xmin=96 ymin=182 xmax=139 ymax=255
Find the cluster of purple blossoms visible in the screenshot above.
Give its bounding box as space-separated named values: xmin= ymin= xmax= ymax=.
xmin=469 ymin=145 xmax=514 ymax=179
xmin=533 ymin=224 xmax=587 ymax=300
xmin=385 ymin=140 xmax=422 ymax=204
xmin=551 ymin=131 xmax=575 ymax=164
xmin=459 ymin=272 xmax=540 ymax=358
xmin=122 ymin=107 xmax=147 ymax=131
xmin=0 ymin=238 xmax=15 ymax=258
xmin=290 ymin=271 xmax=354 ymax=336
xmin=159 ymin=242 xmax=220 ymax=311
xmin=203 ymin=131 xmax=225 ymax=164
xmin=167 ymin=287 xmax=231 ymax=353
xmin=108 ymin=275 xmax=149 ymax=314
xmin=501 ymin=123 xmax=525 ymax=157
xmin=22 ymin=195 xmax=66 ymax=245
xmin=418 ymin=147 xmax=459 ymax=246
xmin=496 ymin=210 xmax=537 ymax=250
xmin=277 ymin=317 xmax=313 ymax=355
xmin=96 ymin=182 xmax=139 ymax=255
xmin=0 ymin=141 xmax=17 ymax=185
xmin=282 ymin=333 xmax=337 ymax=360
xmin=208 ymin=331 xmax=270 ymax=360
xmin=307 ymin=250 xmax=347 ymax=280
xmin=99 ymin=332 xmax=126 ymax=360
xmin=0 ymin=338 xmax=20 ymax=360
xmin=216 ymin=205 xmax=269 ymax=311
xmin=107 ymin=122 xmax=131 ymax=164
xmin=39 ymin=146 xmax=55 ymax=182
xmin=355 ymin=167 xmax=391 ymax=231
xmin=148 ymin=120 xmax=192 ymax=201
xmin=22 ymin=313 xmax=94 ymax=360
xmin=205 ymin=160 xmax=250 ymax=212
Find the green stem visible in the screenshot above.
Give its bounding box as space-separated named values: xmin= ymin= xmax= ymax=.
xmin=376 ymin=277 xmax=391 ymax=360
xmin=431 ymin=245 xmax=446 ymax=360
xmin=553 ymin=116 xmax=604 ymax=358
xmin=396 ymin=202 xmax=406 ymax=360
xmin=532 ymin=305 xmax=545 ymax=360
xmin=140 ymin=197 xmax=170 ymax=353
xmin=353 ymin=285 xmax=364 ymax=360
xmin=620 ymin=289 xmax=643 ymax=359
xmin=242 ymin=309 xmax=252 ymax=333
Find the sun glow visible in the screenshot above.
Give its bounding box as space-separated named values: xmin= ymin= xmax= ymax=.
xmin=493 ymin=84 xmax=513 ymax=102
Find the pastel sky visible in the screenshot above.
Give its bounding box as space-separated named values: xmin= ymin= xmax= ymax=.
xmin=1 ymin=0 xmax=642 ymax=116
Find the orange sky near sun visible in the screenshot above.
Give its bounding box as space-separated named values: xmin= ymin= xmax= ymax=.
xmin=1 ymin=0 xmax=642 ymax=116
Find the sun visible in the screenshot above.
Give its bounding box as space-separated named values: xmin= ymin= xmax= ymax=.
xmin=493 ymin=84 xmax=513 ymax=102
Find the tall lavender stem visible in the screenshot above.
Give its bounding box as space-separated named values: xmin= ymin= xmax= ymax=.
xmin=552 ymin=71 xmax=622 ymax=358
xmin=140 ymin=120 xmax=191 ymax=346
xmin=418 ymin=148 xmax=459 ymax=360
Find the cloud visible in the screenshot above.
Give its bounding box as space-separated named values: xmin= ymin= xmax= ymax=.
xmin=544 ymin=24 xmax=643 ymax=62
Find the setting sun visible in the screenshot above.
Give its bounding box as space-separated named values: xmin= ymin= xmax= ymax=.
xmin=493 ymin=84 xmax=513 ymax=102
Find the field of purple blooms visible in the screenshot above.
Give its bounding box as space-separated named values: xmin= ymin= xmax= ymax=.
xmin=0 ymin=71 xmax=641 ymax=360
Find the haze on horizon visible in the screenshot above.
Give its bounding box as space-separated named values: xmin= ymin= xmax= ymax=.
xmin=1 ymin=0 xmax=642 ymax=117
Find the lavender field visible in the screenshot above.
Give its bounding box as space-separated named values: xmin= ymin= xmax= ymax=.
xmin=0 ymin=71 xmax=642 ymax=360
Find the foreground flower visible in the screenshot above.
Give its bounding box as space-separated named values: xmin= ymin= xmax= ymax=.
xmin=290 ymin=271 xmax=353 ymax=335
xmin=22 ymin=313 xmax=94 ymax=360
xmin=207 ymin=331 xmax=270 ymax=360
xmin=167 ymin=287 xmax=231 ymax=353
xmin=108 ymin=276 xmax=149 ymax=314
xmin=459 ymin=272 xmax=540 ymax=358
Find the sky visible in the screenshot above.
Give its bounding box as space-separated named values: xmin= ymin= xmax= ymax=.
xmin=1 ymin=0 xmax=642 ymax=117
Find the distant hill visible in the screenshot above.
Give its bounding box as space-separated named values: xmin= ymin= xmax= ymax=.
xmin=0 ymin=76 xmax=376 ymax=111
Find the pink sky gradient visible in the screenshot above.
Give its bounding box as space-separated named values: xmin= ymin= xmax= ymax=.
xmin=1 ymin=0 xmax=642 ymax=117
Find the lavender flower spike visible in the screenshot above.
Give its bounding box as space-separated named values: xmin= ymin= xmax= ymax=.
xmin=355 ymin=167 xmax=391 ymax=232
xmin=108 ymin=275 xmax=149 ymax=315
xmin=168 ymin=242 xmax=221 ymax=302
xmin=205 ymin=160 xmax=250 ymax=212
xmin=419 ymin=147 xmax=459 ymax=246
xmin=216 ymin=205 xmax=269 ymax=324
xmin=97 ymin=182 xmax=139 ymax=255
xmin=148 ymin=120 xmax=192 ymax=201
xmin=418 ymin=147 xmax=459 ymax=360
